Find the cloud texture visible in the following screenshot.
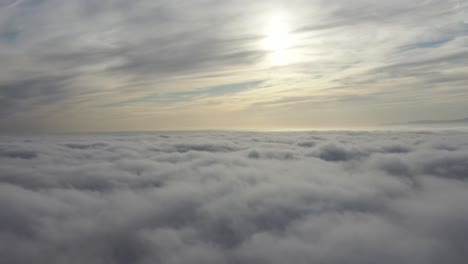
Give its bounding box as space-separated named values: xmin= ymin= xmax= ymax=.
xmin=1 ymin=130 xmax=468 ymax=263
xmin=0 ymin=0 xmax=467 ymax=131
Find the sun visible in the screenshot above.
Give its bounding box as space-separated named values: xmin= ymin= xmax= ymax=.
xmin=262 ymin=14 xmax=295 ymax=66
xmin=264 ymin=21 xmax=292 ymax=51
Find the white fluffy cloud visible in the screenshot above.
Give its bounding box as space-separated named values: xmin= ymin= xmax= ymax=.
xmin=1 ymin=130 xmax=468 ymax=263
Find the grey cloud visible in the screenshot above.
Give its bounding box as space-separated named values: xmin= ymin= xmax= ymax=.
xmin=296 ymin=141 xmax=316 ymax=148
xmin=0 ymin=0 xmax=270 ymax=126
xmin=0 ymin=75 xmax=70 ymax=99
xmin=173 ymin=143 xmax=240 ymax=153
xmin=247 ymin=149 xmax=296 ymax=160
xmin=419 ymin=152 xmax=468 ymax=180
xmin=0 ymin=75 xmax=72 ymax=116
xmin=65 ymin=143 xmax=109 ymax=149
xmin=374 ymin=51 xmax=468 ymax=78
xmin=311 ymin=143 xmax=367 ymax=161
xmin=0 ymin=149 xmax=37 ymax=159
xmin=381 ymin=144 xmax=412 ymax=154
xmin=110 ymin=33 xmax=265 ymax=78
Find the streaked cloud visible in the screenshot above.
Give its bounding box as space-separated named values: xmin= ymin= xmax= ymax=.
xmin=0 ymin=0 xmax=467 ymax=132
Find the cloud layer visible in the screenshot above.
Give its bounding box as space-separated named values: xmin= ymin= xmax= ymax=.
xmin=0 ymin=0 xmax=467 ymax=131
xmin=1 ymin=130 xmax=468 ymax=263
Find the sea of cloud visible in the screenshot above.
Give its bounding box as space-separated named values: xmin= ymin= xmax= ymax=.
xmin=1 ymin=130 xmax=468 ymax=264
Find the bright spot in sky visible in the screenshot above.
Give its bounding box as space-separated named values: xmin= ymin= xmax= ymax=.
xmin=262 ymin=13 xmax=295 ymax=66
xmin=264 ymin=21 xmax=292 ymax=51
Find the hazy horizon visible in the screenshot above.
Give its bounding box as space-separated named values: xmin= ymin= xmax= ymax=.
xmin=3 ymin=126 xmax=468 ymax=136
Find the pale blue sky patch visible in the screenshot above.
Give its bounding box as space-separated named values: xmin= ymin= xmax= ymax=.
xmin=399 ymin=37 xmax=457 ymax=52
xmin=0 ymin=29 xmax=20 ymax=45
xmin=399 ymin=23 xmax=468 ymax=51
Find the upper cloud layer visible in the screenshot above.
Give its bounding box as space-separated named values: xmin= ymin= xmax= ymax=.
xmin=0 ymin=0 xmax=467 ymax=131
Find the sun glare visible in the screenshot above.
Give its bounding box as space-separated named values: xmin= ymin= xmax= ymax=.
xmin=262 ymin=13 xmax=295 ymax=66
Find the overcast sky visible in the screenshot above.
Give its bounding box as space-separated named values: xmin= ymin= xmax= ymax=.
xmin=0 ymin=0 xmax=467 ymax=132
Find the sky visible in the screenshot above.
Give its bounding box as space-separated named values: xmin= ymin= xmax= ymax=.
xmin=0 ymin=0 xmax=467 ymax=132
